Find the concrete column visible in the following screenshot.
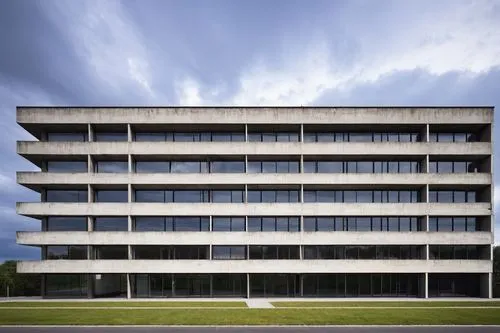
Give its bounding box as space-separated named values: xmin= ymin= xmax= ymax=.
xmin=246 ymin=273 xmax=250 ymax=299
xmin=127 ymin=124 xmax=132 ymax=142
xmin=425 ymin=244 xmax=429 ymax=260
xmin=300 ymin=124 xmax=304 ymax=142
xmin=87 ymin=217 xmax=93 ymax=232
xmin=209 ymin=215 xmax=212 ymax=231
xmin=209 ymin=244 xmax=212 ymax=260
xmin=126 ymin=273 xmax=132 ymax=299
xmin=244 ymin=124 xmax=248 ymax=142
xmin=300 ymin=274 xmax=304 ymax=296
xmin=245 ymin=216 xmax=248 ymax=232
xmin=244 ymin=184 xmax=248 ymax=203
xmin=419 ymin=273 xmax=428 ymax=298
xmin=480 ymin=273 xmax=492 ymax=298
xmin=87 ymin=155 xmax=93 ymax=173
xmin=88 ymin=124 xmax=94 ymax=142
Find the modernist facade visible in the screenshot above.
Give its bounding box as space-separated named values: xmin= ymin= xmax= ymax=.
xmin=15 ymin=106 xmax=494 ymax=298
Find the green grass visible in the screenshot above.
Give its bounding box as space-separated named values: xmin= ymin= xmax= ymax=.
xmin=272 ymin=301 xmax=500 ymax=307
xmin=0 ymin=308 xmax=499 ymax=325
xmin=0 ymin=301 xmax=246 ymax=308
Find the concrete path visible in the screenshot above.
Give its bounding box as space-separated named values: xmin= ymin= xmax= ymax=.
xmin=245 ymin=299 xmax=274 ymax=308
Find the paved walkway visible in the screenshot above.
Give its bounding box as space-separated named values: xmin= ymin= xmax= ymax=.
xmin=246 ymin=299 xmax=274 ymax=308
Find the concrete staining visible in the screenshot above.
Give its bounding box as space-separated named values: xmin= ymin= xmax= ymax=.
xmin=14 ymin=107 xmax=494 ymax=299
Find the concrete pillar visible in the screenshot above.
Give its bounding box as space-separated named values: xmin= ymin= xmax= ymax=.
xmin=246 ymin=273 xmax=250 ymax=299
xmin=244 ymin=124 xmax=248 ymax=142
xmin=480 ymin=273 xmax=492 ymax=298
xmin=419 ymin=273 xmax=428 ymax=298
xmin=300 ymin=124 xmax=304 ymax=142
xmin=126 ymin=273 xmax=132 ymax=299
xmin=88 ymin=155 xmax=94 ymax=173
xmin=127 ymin=124 xmax=132 ymax=142
xmin=88 ymin=124 xmax=94 ymax=142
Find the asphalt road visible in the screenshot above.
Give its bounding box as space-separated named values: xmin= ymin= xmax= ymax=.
xmin=0 ymin=327 xmax=499 ymax=333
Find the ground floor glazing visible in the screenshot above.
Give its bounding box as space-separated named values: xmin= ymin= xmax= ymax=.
xmin=42 ymin=273 xmax=488 ymax=298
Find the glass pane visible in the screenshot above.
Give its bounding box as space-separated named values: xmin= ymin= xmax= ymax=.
xmin=210 ymin=161 xmax=245 ymax=173
xmin=47 ymin=133 xmax=87 ymax=142
xmin=95 ymin=132 xmax=128 ymax=142
xmin=47 ymin=161 xmax=87 ymax=173
xmin=96 ymin=161 xmax=128 ymax=173
xmin=135 ymin=132 xmax=166 ymax=141
xmin=94 ymin=217 xmax=128 ymax=231
xmin=135 ymin=161 xmax=170 ymax=173
xmin=135 ymin=190 xmax=165 ymax=202
xmin=135 ymin=217 xmax=165 ymax=231
xmin=46 ymin=217 xmax=87 ymax=231
xmin=46 ymin=190 xmax=87 ymax=202
xmin=95 ymin=190 xmax=128 ymax=203
xmin=170 ymin=161 xmax=202 ymax=173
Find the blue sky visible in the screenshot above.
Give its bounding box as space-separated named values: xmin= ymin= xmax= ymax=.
xmin=0 ymin=0 xmax=499 ymax=261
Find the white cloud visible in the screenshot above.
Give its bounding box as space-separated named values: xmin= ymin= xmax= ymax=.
xmin=41 ymin=0 xmax=157 ymax=101
xmin=175 ymin=0 xmax=500 ymax=105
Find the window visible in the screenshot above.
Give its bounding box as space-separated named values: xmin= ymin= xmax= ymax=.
xmin=303 ymin=190 xmax=419 ymax=203
xmin=303 ymin=246 xmax=421 ymax=260
xmin=96 ymin=161 xmax=128 ymax=173
xmin=429 ymin=245 xmax=485 ymax=260
xmin=45 ymin=274 xmax=87 ymax=297
xmin=171 ymin=217 xmax=209 ymax=231
xmin=170 ymin=161 xmax=207 ymax=173
xmin=211 ymin=190 xmax=244 ymax=203
xmin=93 ymin=217 xmax=128 ymax=231
xmin=46 ymin=245 xmax=87 ymax=260
xmin=247 ymin=217 xmax=300 ymax=232
xmin=94 ymin=132 xmax=128 ymax=142
xmin=46 ymin=190 xmax=87 ymax=202
xmin=95 ymin=190 xmax=128 ymax=202
xmin=248 ymin=132 xmax=299 ymax=142
xmin=249 ymin=246 xmax=299 ymax=259
xmin=94 ymin=246 xmax=128 ymax=259
xmin=303 ymin=132 xmax=420 ymax=142
xmin=47 ymin=132 xmax=88 ymax=142
xmin=134 ymin=246 xmax=208 ymax=260
xmin=134 ymin=217 xmax=166 ymax=231
xmin=429 ymin=217 xmax=478 ymax=232
xmin=135 ymin=132 xmax=168 ymax=141
xmin=212 ymin=217 xmax=245 ymax=231
xmin=46 ymin=217 xmax=88 ymax=231
xmin=212 ymin=246 xmax=246 ymax=259
xmin=247 ymin=190 xmax=299 ymax=203
xmin=303 ymin=216 xmax=420 ymax=232
xmin=429 ymin=190 xmax=477 ymax=203
xmin=430 ymin=132 xmax=476 ymax=143
xmin=210 ymin=161 xmax=245 ymax=173
xmin=429 ymin=161 xmax=479 ymax=173
xmin=135 ymin=161 xmax=170 ymax=173
xmin=247 ymin=161 xmax=299 ymax=173
xmin=47 ymin=161 xmax=87 ymax=173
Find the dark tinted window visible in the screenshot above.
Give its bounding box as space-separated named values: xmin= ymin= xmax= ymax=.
xmin=212 ymin=246 xmax=246 ymax=259
xmin=46 ymin=217 xmax=87 ymax=231
xmin=135 ymin=217 xmax=166 ymax=231
xmin=47 ymin=161 xmax=87 ymax=173
xmin=210 ymin=161 xmax=245 ymax=173
xmin=47 ymin=245 xmax=87 ymax=259
xmin=93 ymin=217 xmax=128 ymax=231
xmin=95 ymin=246 xmax=128 ymax=259
xmin=47 ymin=133 xmax=88 ymax=142
xmin=212 ymin=217 xmax=246 ymax=231
xmin=46 ymin=190 xmax=87 ymax=202
xmin=96 ymin=161 xmax=128 ymax=173
xmin=95 ymin=190 xmax=128 ymax=202
xmin=95 ymin=132 xmax=128 ymax=142
xmin=135 ymin=161 xmax=170 ymax=173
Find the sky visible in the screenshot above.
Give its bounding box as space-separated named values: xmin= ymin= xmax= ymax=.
xmin=0 ymin=0 xmax=499 ymax=261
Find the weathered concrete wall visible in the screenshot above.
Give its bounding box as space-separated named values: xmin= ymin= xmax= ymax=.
xmin=17 ymin=172 xmax=493 ymax=187
xmin=17 ymin=231 xmax=493 ymax=246
xmin=17 ymin=107 xmax=493 ymax=125
xmin=17 ymin=259 xmax=492 ymax=274
xmin=17 ymin=141 xmax=492 ymax=156
xmin=16 ymin=202 xmax=492 ymax=217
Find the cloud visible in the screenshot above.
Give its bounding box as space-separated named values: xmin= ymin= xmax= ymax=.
xmin=175 ymin=0 xmax=500 ymax=105
xmin=39 ymin=0 xmax=158 ymax=103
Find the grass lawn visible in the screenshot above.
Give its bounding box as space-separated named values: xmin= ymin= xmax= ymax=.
xmin=0 ymin=308 xmax=499 ymax=325
xmin=0 ymin=301 xmax=246 ymax=308
xmin=272 ymin=301 xmax=500 ymax=307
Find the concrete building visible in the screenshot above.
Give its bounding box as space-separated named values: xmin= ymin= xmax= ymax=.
xmin=15 ymin=106 xmax=494 ymax=298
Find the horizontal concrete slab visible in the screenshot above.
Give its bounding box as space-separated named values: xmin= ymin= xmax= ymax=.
xmin=17 ymin=172 xmax=492 ymax=190
xmin=16 ymin=141 xmax=492 ymax=157
xmin=15 ymin=202 xmax=492 ymax=218
xmin=17 ymin=231 xmax=493 ymax=246
xmin=17 ymin=107 xmax=493 ymax=125
xmin=16 ymin=259 xmax=493 ymax=274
